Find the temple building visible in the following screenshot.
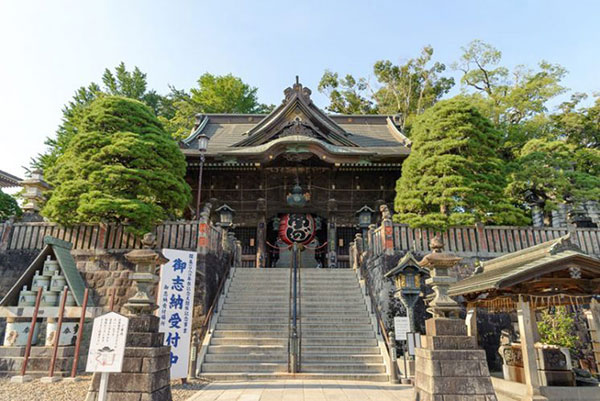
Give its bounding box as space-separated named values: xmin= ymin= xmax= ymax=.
xmin=180 ymin=80 xmax=410 ymax=268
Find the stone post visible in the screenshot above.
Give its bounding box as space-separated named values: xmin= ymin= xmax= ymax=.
xmin=531 ymin=206 xmax=544 ymax=228
xmin=585 ymin=299 xmax=600 ymax=374
xmin=465 ymin=306 xmax=478 ymax=339
xmin=412 ymin=235 xmax=497 ymax=401
xmin=380 ymin=205 xmax=395 ymax=256
xmin=516 ymin=296 xmax=547 ymax=401
xmin=86 ymin=233 xmax=173 ymax=401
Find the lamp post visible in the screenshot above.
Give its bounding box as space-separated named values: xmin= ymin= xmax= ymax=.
xmin=355 ymin=205 xmax=375 ymax=249
xmin=195 ymin=133 xmax=209 ymax=219
xmin=385 ymin=251 xmax=428 ymax=333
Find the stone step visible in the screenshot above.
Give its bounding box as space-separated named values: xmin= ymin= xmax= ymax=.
xmin=300 ymin=319 xmax=373 ymax=333
xmin=302 ymin=345 xmax=381 ymax=354
xmin=225 ymin=296 xmax=290 ymax=301
xmin=300 ymin=300 xmax=365 ymax=305
xmin=197 ymin=372 xmax=389 ymax=382
xmin=301 ymin=330 xmax=375 ymax=338
xmin=204 ymin=354 xmax=287 ymax=363
xmin=302 ymin=316 xmax=372 ymax=323
xmin=213 ymin=330 xmax=287 ymax=338
xmin=207 ymin=345 xmax=286 ymax=354
xmin=201 ymin=363 xmax=288 ymax=373
xmin=219 ymin=310 xmax=288 ymax=317
xmin=211 ymin=337 xmax=287 ymax=346
xmin=300 ymin=306 xmax=367 ymax=313
xmin=301 ymin=354 xmax=383 ymax=364
xmin=297 ymin=310 xmax=369 ymax=316
xmin=302 ymin=337 xmax=378 ymax=346
xmin=218 ymin=316 xmax=289 ymax=323
xmin=216 ymin=323 xmax=288 ymax=330
xmin=221 ymin=305 xmax=288 ymax=311
xmin=301 ymin=363 xmax=386 ymax=374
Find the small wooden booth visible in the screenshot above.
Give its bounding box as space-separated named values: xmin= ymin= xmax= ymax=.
xmin=449 ymin=234 xmax=600 ymax=401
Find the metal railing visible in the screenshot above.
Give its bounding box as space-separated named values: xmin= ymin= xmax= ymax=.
xmin=289 ymin=243 xmax=300 ymax=373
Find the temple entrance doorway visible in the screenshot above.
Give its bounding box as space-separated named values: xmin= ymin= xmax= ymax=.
xmin=266 ymin=213 xmax=327 ymax=268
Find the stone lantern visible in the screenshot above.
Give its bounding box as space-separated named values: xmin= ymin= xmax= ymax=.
xmin=215 ymin=204 xmax=235 ymax=228
xmin=19 ymin=169 xmax=50 ymax=220
xmin=385 ymin=251 xmax=428 ymax=332
xmin=123 ymin=233 xmax=167 ymax=315
xmin=418 ymin=235 xmax=462 ymax=318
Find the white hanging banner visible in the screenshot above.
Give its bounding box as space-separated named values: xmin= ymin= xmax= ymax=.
xmin=158 ymin=249 xmax=197 ymax=379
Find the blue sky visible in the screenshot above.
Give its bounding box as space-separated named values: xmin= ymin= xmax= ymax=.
xmin=1 ymin=0 xmax=599 ymax=181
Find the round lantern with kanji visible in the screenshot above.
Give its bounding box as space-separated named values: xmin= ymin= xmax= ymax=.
xmin=278 ymin=214 xmax=316 ymax=245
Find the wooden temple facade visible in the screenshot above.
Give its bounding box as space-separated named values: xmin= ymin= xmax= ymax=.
xmin=180 ymin=80 xmax=410 ymax=268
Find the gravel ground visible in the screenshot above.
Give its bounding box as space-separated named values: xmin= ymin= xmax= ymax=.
xmin=0 ymin=376 xmax=207 ymax=401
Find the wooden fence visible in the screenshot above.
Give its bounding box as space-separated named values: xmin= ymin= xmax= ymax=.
xmin=0 ymin=220 xmax=222 ymax=252
xmin=366 ymin=223 xmax=600 ymax=258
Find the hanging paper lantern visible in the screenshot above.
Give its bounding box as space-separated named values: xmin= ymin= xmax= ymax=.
xmin=278 ymin=214 xmax=316 ymax=245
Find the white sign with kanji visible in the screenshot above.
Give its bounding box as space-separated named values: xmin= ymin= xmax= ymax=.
xmin=86 ymin=312 xmax=129 ymax=373
xmin=158 ymin=249 xmax=197 ymax=379
xmin=394 ymin=316 xmax=410 ymax=341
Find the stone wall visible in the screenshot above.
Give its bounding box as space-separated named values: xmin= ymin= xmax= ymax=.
xmin=0 ymin=246 xmax=233 ymax=346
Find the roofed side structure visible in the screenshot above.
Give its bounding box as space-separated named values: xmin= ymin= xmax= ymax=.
xmin=449 ymin=234 xmax=600 ymax=307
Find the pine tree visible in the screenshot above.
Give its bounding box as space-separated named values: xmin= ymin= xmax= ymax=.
xmin=394 ymin=97 xmax=529 ymax=230
xmin=42 ymin=96 xmax=191 ymax=234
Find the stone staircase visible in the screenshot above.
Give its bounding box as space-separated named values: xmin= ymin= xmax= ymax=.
xmin=198 ymin=268 xmax=290 ymax=379
xmin=197 ymin=267 xmax=389 ymax=381
xmin=299 ymin=269 xmax=389 ymax=381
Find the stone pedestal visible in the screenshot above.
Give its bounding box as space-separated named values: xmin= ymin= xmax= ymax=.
xmin=85 ymin=315 xmax=172 ymax=401
xmin=413 ymin=318 xmax=497 ymax=401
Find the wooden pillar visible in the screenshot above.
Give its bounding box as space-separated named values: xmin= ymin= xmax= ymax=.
xmin=465 ymin=306 xmax=478 ymax=339
xmin=585 ymin=299 xmax=600 ymax=374
xmin=256 ymin=198 xmax=266 ymax=269
xmin=327 ymin=199 xmax=337 ymax=268
xmin=517 ymin=296 xmax=546 ymax=400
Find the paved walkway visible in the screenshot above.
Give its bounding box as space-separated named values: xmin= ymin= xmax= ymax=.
xmin=187 ymin=380 xmax=414 ymax=401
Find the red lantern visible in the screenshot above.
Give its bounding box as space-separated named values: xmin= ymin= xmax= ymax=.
xmin=278 ymin=214 xmax=316 ymax=245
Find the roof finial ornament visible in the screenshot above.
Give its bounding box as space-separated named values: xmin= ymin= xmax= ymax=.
xmin=284 ymin=77 xmax=312 ymax=103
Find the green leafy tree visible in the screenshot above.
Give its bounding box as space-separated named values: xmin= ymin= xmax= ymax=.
xmin=0 ymin=190 xmax=21 ymax=222
xmin=551 ymin=93 xmax=600 ymax=149
xmin=317 ymin=71 xmax=377 ymax=114
xmin=373 ymin=46 xmax=455 ymax=132
xmin=318 ymin=46 xmax=454 ymax=134
xmin=506 ymin=138 xmax=600 ymax=221
xmin=42 ymin=97 xmax=191 ymax=235
xmin=454 ymin=40 xmax=567 ymax=157
xmin=538 ymin=306 xmax=579 ymax=350
xmin=394 ymin=97 xmax=529 ymax=230
xmin=35 ymin=63 xmax=173 ymax=176
xmin=164 ymin=73 xmax=274 ymax=139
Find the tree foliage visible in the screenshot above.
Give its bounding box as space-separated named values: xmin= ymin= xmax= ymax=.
xmin=164 ymin=73 xmax=274 ymax=139
xmin=318 ymin=71 xmax=376 ymax=114
xmin=551 ymin=93 xmax=600 ymax=149
xmin=35 ymin=62 xmax=176 ymax=177
xmin=0 ymin=190 xmax=21 ymax=222
xmin=454 ymin=40 xmax=567 ymax=158
xmin=538 ymin=306 xmax=579 ymax=350
xmin=394 ymin=98 xmax=529 ymax=230
xmin=42 ymin=97 xmax=191 ymax=234
xmin=506 ymin=138 xmax=600 ymax=216
xmin=318 ymin=46 xmax=454 ymax=133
